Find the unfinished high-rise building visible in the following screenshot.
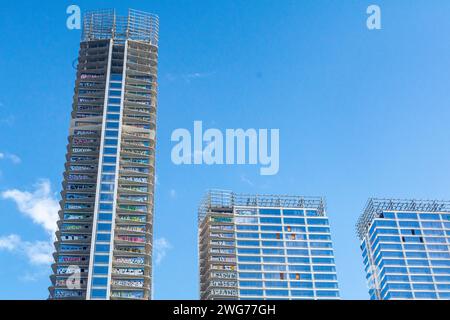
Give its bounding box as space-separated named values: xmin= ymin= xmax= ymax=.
xmin=199 ymin=190 xmax=340 ymax=300
xmin=48 ymin=9 xmax=159 ymax=300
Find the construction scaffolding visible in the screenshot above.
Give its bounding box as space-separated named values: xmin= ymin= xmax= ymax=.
xmin=198 ymin=189 xmax=326 ymax=223
xmin=82 ymin=9 xmax=159 ymax=46
xmin=356 ymin=198 xmax=450 ymax=240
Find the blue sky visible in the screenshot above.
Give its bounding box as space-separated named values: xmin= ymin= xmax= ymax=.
xmin=1 ymin=0 xmax=450 ymax=299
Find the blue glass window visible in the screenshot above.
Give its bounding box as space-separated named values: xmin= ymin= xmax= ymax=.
xmin=93 ymin=266 xmax=108 ymax=275
xmin=106 ymin=114 xmax=120 ymax=122
xmin=284 ymin=218 xmax=305 ymax=225
xmin=105 ymin=130 xmax=119 ymax=137
xmin=109 ymin=90 xmax=121 ymax=97
xmin=92 ymin=277 xmax=108 ymax=286
xmin=95 ymin=244 xmax=110 ymax=252
xmin=94 ymin=255 xmax=109 ymax=264
xmin=97 ymin=223 xmax=112 ymax=231
xmin=107 ymin=106 xmax=120 ymax=113
xmin=103 ymin=156 xmax=117 ymax=164
xmin=108 ymin=98 xmax=121 ymax=104
xmin=109 ymin=82 xmax=122 ymax=89
xmin=91 ymin=289 xmax=107 ymax=298
xmin=96 ymin=233 xmax=111 ymax=242
xmin=101 ymin=184 xmax=114 ymax=192
xmin=103 ymin=147 xmax=117 ymax=155
xmin=102 ymin=165 xmax=116 ymax=173
xmin=106 ymin=122 xmax=119 ymax=129
xmin=283 ymin=210 xmax=304 ymax=216
xmin=100 ymin=193 xmax=114 ymax=201
xmin=110 ymin=74 xmax=123 ymax=81
xmin=98 ymin=213 xmax=112 ymax=221
xmin=99 ymin=203 xmax=113 ymax=211
xmin=260 ymin=217 xmax=282 ymax=224
xmin=259 ymin=209 xmax=281 ymax=216
xmin=307 ymin=218 xmax=329 ymax=225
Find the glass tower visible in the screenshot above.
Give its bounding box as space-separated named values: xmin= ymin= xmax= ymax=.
xmin=48 ymin=9 xmax=159 ymax=300
xmin=199 ymin=190 xmax=340 ymax=300
xmin=357 ymin=198 xmax=450 ymax=300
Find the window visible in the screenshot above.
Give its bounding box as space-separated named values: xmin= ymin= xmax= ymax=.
xmin=101 ymin=184 xmax=114 ymax=193
xmin=260 ymin=217 xmax=282 ymax=224
xmin=239 ymin=272 xmax=262 ymax=279
xmin=110 ymin=74 xmax=123 ymax=81
xmin=284 ymin=218 xmax=305 ymax=225
xmin=259 ymin=209 xmax=281 ymax=216
xmin=237 ymin=225 xmax=258 ymax=231
xmin=238 ymin=256 xmax=261 ymax=263
xmin=261 ymin=225 xmax=282 ymax=232
xmin=283 ymin=210 xmax=304 ymax=216
xmin=94 ymin=255 xmax=109 ymax=264
xmin=291 ymin=290 xmax=314 ymax=297
xmin=91 ymin=289 xmax=107 ymax=298
xmin=110 ymin=82 xmax=122 ymax=89
xmin=307 ymin=218 xmax=329 ymax=225
xmin=397 ymin=212 xmax=418 ymax=220
xmin=93 ymin=266 xmax=108 ymax=275
xmin=306 ymin=210 xmax=319 ymax=217
xmin=105 ymin=130 xmax=119 ymax=137
xmin=237 ymin=248 xmax=260 ymax=255
xmin=237 ymin=240 xmax=260 ymax=247
xmin=239 ymin=289 xmax=263 ymax=296
xmin=97 ymin=223 xmax=112 ymax=231
xmin=99 ymin=203 xmax=113 ymax=211
xmin=419 ymin=213 xmax=440 ymax=221
xmin=108 ymin=98 xmax=121 ymax=104
xmin=106 ymin=122 xmax=119 ymax=129
xmin=107 ymin=114 xmax=120 ymax=121
xmin=265 ymin=289 xmax=288 ymax=296
xmin=95 ymin=244 xmax=110 ymax=253
xmin=316 ymin=290 xmax=339 ymax=298
xmin=100 ymin=193 xmax=114 ymax=202
xmin=92 ymin=277 xmax=108 ymax=286
xmin=107 ymin=106 xmax=120 ymax=113
xmin=104 ymin=147 xmax=117 ymax=154
xmin=96 ymin=233 xmax=111 ymax=242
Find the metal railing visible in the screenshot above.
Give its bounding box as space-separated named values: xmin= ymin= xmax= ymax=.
xmin=82 ymin=9 xmax=159 ymax=46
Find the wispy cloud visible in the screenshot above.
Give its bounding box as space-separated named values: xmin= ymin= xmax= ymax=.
xmin=0 ymin=179 xmax=59 ymax=274
xmin=169 ymin=189 xmax=177 ymax=199
xmin=0 ymin=234 xmax=53 ymax=266
xmin=165 ymin=71 xmax=214 ymax=84
xmin=240 ymin=174 xmax=255 ymax=187
xmin=0 ymin=115 xmax=15 ymax=127
xmin=1 ymin=179 xmax=59 ymax=234
xmin=153 ymin=237 xmax=172 ymax=266
xmin=0 ymin=234 xmax=21 ymax=251
xmin=0 ymin=152 xmax=21 ymax=164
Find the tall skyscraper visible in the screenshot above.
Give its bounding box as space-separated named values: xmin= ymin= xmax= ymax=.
xmin=198 ymin=190 xmax=340 ymax=300
xmin=357 ymin=198 xmax=450 ymax=300
xmin=48 ymin=9 xmax=159 ymax=300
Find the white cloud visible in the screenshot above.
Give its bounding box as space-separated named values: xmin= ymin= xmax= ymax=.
xmin=1 ymin=179 xmax=59 ymax=235
xmin=0 ymin=180 xmax=59 ymax=271
xmin=0 ymin=152 xmax=21 ymax=164
xmin=0 ymin=234 xmax=21 ymax=250
xmin=165 ymin=71 xmax=214 ymax=83
xmin=0 ymin=115 xmax=15 ymax=126
xmin=0 ymin=234 xmax=53 ymax=266
xmin=169 ymin=189 xmax=177 ymax=199
xmin=23 ymin=240 xmax=54 ymax=265
xmin=153 ymin=237 xmax=172 ymax=266
xmin=240 ymin=174 xmax=255 ymax=187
